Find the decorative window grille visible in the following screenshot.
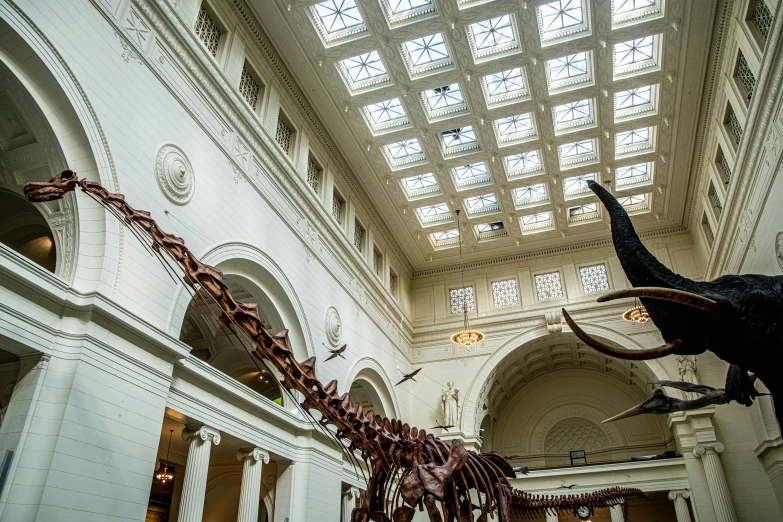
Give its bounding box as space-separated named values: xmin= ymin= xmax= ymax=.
xmin=353 ymin=219 xmax=365 ymax=252
xmin=735 ymin=53 xmax=756 ymax=104
xmin=450 ymin=287 xmax=475 ymax=314
xmin=708 ymin=183 xmax=723 ymax=216
xmin=752 ymin=0 xmax=773 ymax=41
xmin=276 ymin=114 xmax=293 ymax=154
xmin=194 ymin=7 xmax=222 ymax=57
xmin=306 ymin=156 xmax=322 ymax=193
xmin=726 ymin=108 xmax=743 ymax=147
xmin=702 ymin=213 xmax=715 ymax=246
xmin=389 ymin=270 xmax=398 ymax=296
xmin=373 ymin=248 xmax=383 ymax=276
xmin=535 ymin=272 xmax=564 ymax=301
xmin=716 ymin=146 xmax=732 ymax=185
xmin=579 ymin=264 xmax=609 ymax=294
xmin=239 ymin=66 xmax=261 ymax=109
xmin=332 ymin=192 xmax=345 ymax=223
xmin=491 ymin=279 xmax=519 ymax=308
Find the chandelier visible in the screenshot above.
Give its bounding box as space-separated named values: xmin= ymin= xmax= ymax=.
xmin=156 ymin=429 xmax=174 ymax=483
xmin=451 ymin=210 xmax=485 ymax=348
xmin=623 ymin=298 xmax=650 ymax=324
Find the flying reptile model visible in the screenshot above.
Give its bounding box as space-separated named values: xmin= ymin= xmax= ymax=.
xmin=324 ymin=343 xmax=347 ymax=362
xmin=395 ymin=367 xmax=422 ymax=386
xmin=557 ymin=483 xmax=579 ymax=490
xmin=430 ymin=423 xmax=455 ymax=432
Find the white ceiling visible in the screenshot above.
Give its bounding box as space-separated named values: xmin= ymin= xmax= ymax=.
xmin=258 ymin=0 xmax=715 ymax=270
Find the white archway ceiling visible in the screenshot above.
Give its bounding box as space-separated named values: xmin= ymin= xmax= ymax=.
xmin=260 ymin=0 xmax=712 ymax=268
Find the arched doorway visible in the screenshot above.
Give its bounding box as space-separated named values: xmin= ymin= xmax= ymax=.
xmin=345 ymin=361 xmax=399 ymax=420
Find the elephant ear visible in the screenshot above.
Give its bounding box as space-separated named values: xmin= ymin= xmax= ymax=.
xmin=724 ymin=365 xmax=763 ymax=406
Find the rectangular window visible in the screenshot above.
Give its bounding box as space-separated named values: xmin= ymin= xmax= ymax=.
xmin=702 ymin=212 xmax=715 ymax=247
xmin=725 ymin=105 xmax=743 ymax=147
xmin=353 ymin=219 xmax=366 ymax=252
xmin=708 ymin=182 xmax=723 ymax=217
xmin=276 ymin=112 xmax=294 ymax=154
xmin=194 ymin=6 xmax=223 ymax=57
xmin=450 ymin=287 xmax=475 ymax=314
xmin=239 ymin=65 xmax=262 ymax=110
xmin=332 ymin=190 xmax=345 ymax=224
xmin=715 ymin=145 xmax=732 ymax=185
xmin=535 ymin=272 xmax=564 ymax=301
xmin=570 ymin=450 xmax=587 ymax=466
xmin=750 ymin=0 xmax=773 ymax=42
xmin=579 ymin=264 xmax=610 ymax=293
xmin=735 ymin=52 xmax=756 ymax=104
xmin=491 ymin=279 xmax=519 ymax=308
xmin=389 ymin=269 xmax=398 ymax=297
xmin=373 ymin=247 xmax=383 ymax=276
xmin=306 ymin=155 xmax=322 ymax=193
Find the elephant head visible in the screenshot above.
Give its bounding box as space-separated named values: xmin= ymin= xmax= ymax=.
xmin=563 ymin=181 xmax=782 ymax=422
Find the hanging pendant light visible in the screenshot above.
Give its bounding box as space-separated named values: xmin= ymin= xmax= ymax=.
xmin=156 ymin=429 xmax=175 ymax=483
xmin=623 ymin=297 xmax=650 ymax=324
xmin=451 ymin=210 xmax=485 ymax=349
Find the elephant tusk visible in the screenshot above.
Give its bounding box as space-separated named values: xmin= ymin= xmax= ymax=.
xmin=562 ymin=308 xmax=682 ymax=360
xmin=596 ymin=287 xmax=719 ymax=312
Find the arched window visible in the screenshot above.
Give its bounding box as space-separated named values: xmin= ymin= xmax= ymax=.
xmin=0 ymin=188 xmax=56 ymax=272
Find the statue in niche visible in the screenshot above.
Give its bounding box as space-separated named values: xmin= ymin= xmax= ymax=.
xmin=441 ymin=382 xmax=460 ymax=428
xmin=675 ymin=355 xmax=699 ymax=399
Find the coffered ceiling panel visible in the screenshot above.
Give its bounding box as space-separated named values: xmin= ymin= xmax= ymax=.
xmin=258 ymin=0 xmax=713 ymax=269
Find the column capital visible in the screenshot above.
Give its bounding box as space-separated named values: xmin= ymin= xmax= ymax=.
xmin=350 ymin=486 xmax=361 ymax=499
xmin=182 ymin=425 xmax=221 ymax=446
xmin=693 ymin=442 xmax=724 ymax=457
xmin=668 ymin=489 xmax=691 ymax=500
xmin=237 ymin=447 xmax=269 ymax=464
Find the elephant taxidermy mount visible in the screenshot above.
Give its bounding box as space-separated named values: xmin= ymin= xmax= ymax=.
xmin=563 ymin=180 xmax=780 ymax=426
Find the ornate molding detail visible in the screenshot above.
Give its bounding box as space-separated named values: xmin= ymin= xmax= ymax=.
xmin=668 ymin=490 xmax=691 ymax=500
xmin=325 ymin=306 xmax=342 ymax=347
xmin=237 ymin=447 xmax=270 ymax=464
xmin=545 ymin=310 xmax=563 ymax=334
xmin=693 ymin=441 xmax=724 ymax=457
xmin=155 ymin=143 xmax=194 ymax=205
xmin=182 ymin=425 xmax=221 ymax=445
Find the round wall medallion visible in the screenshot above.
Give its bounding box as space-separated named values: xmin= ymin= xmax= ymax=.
xmin=325 ymin=306 xmax=342 ymax=347
xmin=155 ymin=143 xmax=194 ymax=205
xmin=776 ymin=231 xmax=783 ymax=273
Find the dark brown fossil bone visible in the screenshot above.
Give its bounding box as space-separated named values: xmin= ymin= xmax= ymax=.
xmin=25 ymin=170 xmax=643 ymax=521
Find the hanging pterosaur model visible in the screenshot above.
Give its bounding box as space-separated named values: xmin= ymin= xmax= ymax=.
xmin=24 ymin=171 xmax=643 ymax=522
xmin=562 ymin=180 xmax=777 ymax=425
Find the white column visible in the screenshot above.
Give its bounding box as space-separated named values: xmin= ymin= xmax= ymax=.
xmin=668 ymin=490 xmax=693 ymax=522
xmin=545 ymin=509 xmax=558 ymax=522
xmin=342 ymin=486 xmax=360 ymax=522
xmin=178 ymin=425 xmax=221 ymax=522
xmin=693 ymin=443 xmax=738 ymax=522
xmin=610 ymin=504 xmax=625 ymax=522
xmin=237 ymin=447 xmax=270 ymax=522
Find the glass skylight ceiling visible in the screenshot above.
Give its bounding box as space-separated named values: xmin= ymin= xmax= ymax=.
xmin=421 ymin=83 xmax=467 ymax=121
xmin=537 ymin=0 xmax=591 ymax=46
xmin=466 ymin=14 xmax=521 ymax=62
xmin=553 ymin=98 xmax=596 ymax=134
xmin=504 ymin=150 xmax=544 ymax=180
xmin=439 ymin=126 xmax=479 ymax=157
xmin=615 ymin=126 xmax=656 ymax=158
xmin=614 ymin=84 xmax=659 ymax=122
xmin=563 ymin=173 xmax=596 ymax=198
xmin=616 ymin=162 xmax=653 ymax=188
xmin=612 ymin=0 xmax=664 ymax=28
xmin=480 ymin=68 xmax=529 ymax=108
xmin=362 ymin=98 xmax=409 ymax=134
xmin=337 ymin=51 xmax=389 ymax=94
xmin=417 ymin=202 xmax=452 ymax=226
xmin=475 ymin=221 xmax=507 ymax=241
xmin=309 ymin=0 xmax=366 ymax=45
xmin=464 ymin=193 xmax=499 ymax=217
xmin=379 ymin=0 xmax=435 ymax=27
xmin=382 ymin=138 xmax=426 ymax=169
xmin=452 ymin=162 xmax=491 ymax=190
xmin=493 ymin=113 xmax=536 ymax=146
xmin=545 ymin=52 xmax=594 ymax=94
xmin=401 ymin=173 xmax=440 ymax=199
xmin=568 ymin=202 xmax=600 ymax=224
xmin=430 ymin=229 xmax=459 ymax=249
xmin=618 ymin=193 xmax=651 ymax=214
xmin=613 ymin=35 xmax=662 ymax=79
xmin=520 ymin=211 xmax=554 ymax=234
xmin=513 ymin=183 xmax=548 ymax=208
xmin=401 ymin=33 xmax=452 ymax=77
xmin=558 ymin=138 xmax=599 ymax=169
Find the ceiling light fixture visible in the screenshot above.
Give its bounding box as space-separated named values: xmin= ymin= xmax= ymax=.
xmin=451 ymin=209 xmax=485 ymax=349
xmin=156 ymin=429 xmax=174 ymax=483
xmin=623 ymin=297 xmax=650 ymax=323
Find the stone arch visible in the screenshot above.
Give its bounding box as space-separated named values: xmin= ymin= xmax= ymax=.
xmin=344 ymin=357 xmax=400 ymax=420
xmin=460 ymin=325 xmax=676 ymax=436
xmin=0 ymin=10 xmax=119 ymax=291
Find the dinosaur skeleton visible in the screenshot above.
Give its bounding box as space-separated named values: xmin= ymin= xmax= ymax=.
xmin=563 ymin=180 xmax=777 ymax=426
xmin=24 ymin=171 xmax=644 ymax=521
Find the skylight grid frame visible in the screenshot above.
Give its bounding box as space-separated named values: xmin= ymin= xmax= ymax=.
xmin=513 ymin=183 xmax=549 ymax=209
xmin=400 ymin=33 xmax=454 ymax=79
xmin=493 ymin=112 xmax=538 ymax=147
xmin=337 ymin=51 xmax=391 ymax=94
xmin=536 ymin=0 xmax=593 ymax=47
xmin=558 ymin=138 xmax=600 ymax=170
xmin=419 ymin=83 xmax=469 ymax=122
xmin=430 ymin=228 xmax=460 ymax=249
xmin=475 ymin=221 xmax=508 ymax=242
xmin=466 ymin=14 xmax=523 ymax=63
xmin=503 ymin=150 xmax=545 ymax=181
xmin=613 ymin=84 xmax=659 ymax=122
xmin=464 ymin=193 xmax=500 ymax=217
xmin=610 ymin=0 xmax=664 ymax=29
xmin=382 ymin=138 xmax=427 ymax=170
xmin=438 ymin=126 xmax=481 ymax=158
xmin=562 ymin=173 xmax=597 ymax=199
xmin=451 ymin=162 xmax=492 ymax=191
xmin=400 ymin=173 xmax=442 ymax=200
xmin=308 ymin=0 xmax=368 ymax=47
xmin=520 ymin=211 xmax=555 ymax=235
xmin=480 ymin=67 xmax=531 ymax=108
xmin=378 ymin=0 xmax=437 ymax=28
xmin=416 ymin=202 xmax=454 ymax=227
xmin=545 ymin=51 xmax=595 ymax=94
xmin=567 ymin=202 xmax=601 ymax=225
xmin=361 ymin=98 xmax=410 ymax=135
xmin=552 ymin=98 xmax=598 ymax=135
xmin=618 ymin=192 xmax=651 ymax=214
xmin=613 ymin=34 xmax=663 ymax=80
xmin=615 ymin=161 xmax=654 ymax=189
xmin=614 ymin=125 xmax=656 ymax=159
